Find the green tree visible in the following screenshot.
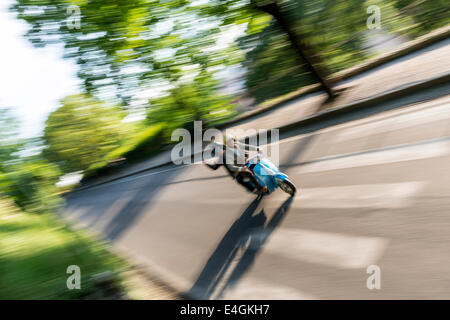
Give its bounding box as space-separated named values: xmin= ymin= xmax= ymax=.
xmin=12 ymin=0 xmax=448 ymax=112
xmin=393 ymin=0 xmax=450 ymax=36
xmin=11 ymin=0 xmax=184 ymax=97
xmin=0 ymin=108 xmax=20 ymax=195
xmin=43 ymin=94 xmax=125 ymax=173
xmin=3 ymin=159 xmax=63 ymax=214
xmin=0 ymin=108 xmax=63 ymax=213
xmin=11 ymin=0 xmax=236 ymax=102
xmin=237 ymin=0 xmax=369 ymax=103
xmin=0 ymin=108 xmax=22 ymax=170
xmin=148 ymin=69 xmax=236 ymax=134
xmin=11 ymin=0 xmax=245 ymax=132
xmin=238 ymin=22 xmax=315 ymax=103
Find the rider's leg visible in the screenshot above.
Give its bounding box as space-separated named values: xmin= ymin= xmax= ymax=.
xmin=236 ymin=172 xmax=256 ymax=193
xmin=205 ymin=162 xmax=220 ymax=170
xmin=240 ymin=166 xmax=268 ymax=193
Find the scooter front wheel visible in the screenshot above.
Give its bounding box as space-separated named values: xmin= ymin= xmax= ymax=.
xmin=279 ymin=179 xmax=297 ymax=196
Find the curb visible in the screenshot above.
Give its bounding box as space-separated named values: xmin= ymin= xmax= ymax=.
xmin=216 ymin=84 xmax=321 ymax=129
xmin=277 ymin=72 xmax=450 ymax=134
xmin=71 ymin=71 xmax=450 ymax=193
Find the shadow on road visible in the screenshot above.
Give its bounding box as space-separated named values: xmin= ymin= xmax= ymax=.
xmin=63 ymin=165 xmax=186 ymax=241
xmin=102 ymin=166 xmax=184 ymax=241
xmin=186 ymin=196 xmax=293 ymax=300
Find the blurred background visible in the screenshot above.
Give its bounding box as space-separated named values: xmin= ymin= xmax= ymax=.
xmin=0 ymin=0 xmax=449 ymax=299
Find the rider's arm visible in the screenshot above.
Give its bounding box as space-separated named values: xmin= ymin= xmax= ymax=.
xmin=236 ymin=140 xmax=260 ymax=152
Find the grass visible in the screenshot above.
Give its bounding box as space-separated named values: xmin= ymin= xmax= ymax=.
xmin=0 ymin=197 xmax=128 ymax=299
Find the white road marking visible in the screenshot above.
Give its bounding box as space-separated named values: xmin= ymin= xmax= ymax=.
xmin=270 ymin=94 xmax=450 ymax=146
xmin=220 ymin=278 xmax=317 ymax=300
xmin=336 ymin=101 xmax=450 ymax=141
xmin=292 ymin=182 xmax=425 ymax=209
xmin=80 ymin=165 xmax=187 ymax=191
xmin=117 ymin=166 xmax=186 ymax=183
xmin=298 ymin=139 xmax=449 ymax=173
xmin=191 ymin=181 xmax=424 ymax=209
xmin=250 ymin=228 xmax=389 ymax=269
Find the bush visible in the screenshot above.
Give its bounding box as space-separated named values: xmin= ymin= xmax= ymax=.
xmin=2 ymin=160 xmax=63 ymax=214
xmin=117 ymin=123 xmax=166 ymax=160
xmin=83 ymin=123 xmax=166 ymax=179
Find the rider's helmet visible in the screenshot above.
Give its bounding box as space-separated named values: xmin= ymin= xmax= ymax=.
xmin=223 ymin=134 xmax=237 ymax=148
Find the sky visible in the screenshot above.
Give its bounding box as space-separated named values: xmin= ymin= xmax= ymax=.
xmin=0 ymin=0 xmax=81 ymax=139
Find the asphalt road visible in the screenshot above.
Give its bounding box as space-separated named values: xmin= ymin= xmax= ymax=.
xmin=63 ymin=86 xmax=450 ymax=299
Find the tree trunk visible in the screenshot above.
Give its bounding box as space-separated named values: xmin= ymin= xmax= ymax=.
xmin=253 ymin=1 xmax=336 ymax=100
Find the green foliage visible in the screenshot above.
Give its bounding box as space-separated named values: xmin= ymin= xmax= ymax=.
xmin=11 ymin=0 xmax=243 ymax=151
xmin=11 ymin=0 xmax=449 ymax=109
xmin=2 ymin=159 xmax=63 ymax=214
xmin=83 ymin=123 xmax=166 ymax=178
xmin=11 ymin=0 xmax=238 ymax=101
xmin=12 ymin=0 xmax=183 ymax=96
xmin=392 ymin=0 xmax=450 ymax=37
xmin=0 ymin=108 xmax=63 ymax=214
xmin=236 ymin=0 xmax=368 ymax=103
xmin=0 ymin=108 xmax=22 ymax=170
xmin=236 ymin=0 xmax=449 ymax=103
xmin=117 ymin=123 xmax=165 ymax=160
xmin=43 ymin=94 xmax=126 ymax=174
xmin=148 ymin=77 xmax=236 ymax=135
xmin=238 ymin=21 xmax=315 ymax=103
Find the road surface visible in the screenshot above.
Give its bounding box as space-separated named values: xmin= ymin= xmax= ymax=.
xmin=63 ymin=85 xmax=450 ymax=299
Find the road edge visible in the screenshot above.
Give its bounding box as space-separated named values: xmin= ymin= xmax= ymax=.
xmin=278 ymin=72 xmax=450 ymax=134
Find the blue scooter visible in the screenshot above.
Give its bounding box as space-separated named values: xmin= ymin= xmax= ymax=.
xmin=245 ymin=153 xmax=297 ymax=197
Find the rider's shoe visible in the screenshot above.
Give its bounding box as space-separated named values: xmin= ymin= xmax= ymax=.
xmin=256 ymin=186 xmax=268 ymax=200
xmin=256 ymin=192 xmax=264 ymax=201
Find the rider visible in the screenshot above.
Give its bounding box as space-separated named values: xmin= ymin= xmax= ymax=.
xmin=204 ymin=134 xmax=268 ymax=195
